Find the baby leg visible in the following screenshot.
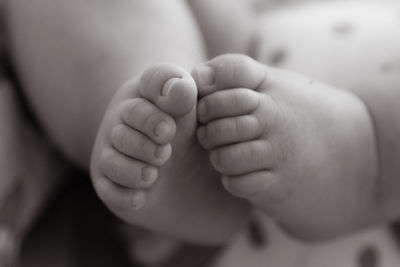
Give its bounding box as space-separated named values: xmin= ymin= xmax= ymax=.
xmin=188 ymin=0 xmax=256 ymax=57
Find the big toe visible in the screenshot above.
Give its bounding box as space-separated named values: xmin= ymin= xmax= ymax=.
xmin=192 ymin=54 xmax=266 ymax=97
xmin=139 ymin=63 xmax=197 ymax=118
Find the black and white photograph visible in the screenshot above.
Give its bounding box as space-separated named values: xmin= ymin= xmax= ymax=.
xmin=1 ymin=0 xmax=400 ymax=266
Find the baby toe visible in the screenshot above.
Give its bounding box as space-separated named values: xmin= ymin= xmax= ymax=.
xmin=138 ymin=64 xmax=197 ymax=118
xmin=121 ymin=98 xmax=176 ymax=145
xmin=98 ymin=148 xmax=159 ymax=189
xmin=222 ymin=171 xmax=280 ymax=201
xmin=197 ymin=88 xmax=260 ymax=124
xmin=209 ymin=140 xmax=277 ymax=175
xmin=111 ymin=124 xmax=172 ymax=166
xmin=192 ymin=54 xmax=265 ymax=97
xmin=95 ymin=177 xmax=147 ymax=211
xmin=197 ymin=115 xmax=261 ymax=150
xmin=223 ymin=171 xmax=291 ymax=206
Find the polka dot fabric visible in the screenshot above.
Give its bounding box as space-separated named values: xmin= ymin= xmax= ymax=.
xmin=211 ymin=213 xmax=400 ymax=267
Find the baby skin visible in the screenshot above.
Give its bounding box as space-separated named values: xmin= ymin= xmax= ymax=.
xmin=90 ymin=64 xmax=249 ymax=244
xmin=192 ymin=54 xmax=380 ymax=241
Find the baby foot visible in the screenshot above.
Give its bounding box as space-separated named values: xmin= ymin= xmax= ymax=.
xmin=90 ymin=63 xmax=249 ymax=244
xmin=193 ymin=54 xmax=379 ymax=240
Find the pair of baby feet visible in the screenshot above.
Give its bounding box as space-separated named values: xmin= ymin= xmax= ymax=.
xmin=91 ymin=54 xmax=378 ymax=244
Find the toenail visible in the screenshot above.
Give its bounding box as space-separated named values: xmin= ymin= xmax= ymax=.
xmin=142 ymin=166 xmax=157 ymax=183
xmin=131 ymin=191 xmax=146 ymax=210
xmin=194 ymin=65 xmax=215 ymax=86
xmin=162 ymin=77 xmax=181 ymax=96
xmin=198 ymin=101 xmax=206 ymax=117
xmin=155 ymin=145 xmax=170 ymax=160
xmin=197 ymin=127 xmax=206 ymax=140
xmin=154 ymin=120 xmax=170 ymax=138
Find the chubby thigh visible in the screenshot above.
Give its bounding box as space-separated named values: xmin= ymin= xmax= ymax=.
xmin=7 ymin=0 xmax=207 ymax=166
xmin=252 ymin=0 xmax=400 ymax=90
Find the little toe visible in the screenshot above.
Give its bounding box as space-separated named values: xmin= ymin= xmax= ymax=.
xmin=111 ymin=124 xmax=172 ymax=166
xmin=197 ymin=88 xmax=260 ymax=124
xmin=197 ymin=115 xmax=261 ymax=150
xmin=121 ymin=98 xmax=176 ymax=145
xmin=222 ymin=171 xmax=288 ymax=204
xmin=209 ymin=140 xmax=278 ymax=176
xmin=138 ymin=64 xmax=197 ymax=118
xmin=192 ymin=54 xmax=266 ymax=97
xmin=99 ymin=148 xmax=159 ymax=189
xmin=95 ymin=177 xmax=147 ymax=211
